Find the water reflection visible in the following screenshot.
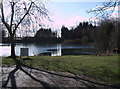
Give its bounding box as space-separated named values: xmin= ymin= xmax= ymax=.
xmin=0 ymin=43 xmax=95 ymax=57
xmin=0 ymin=43 xmax=11 ymax=57
xmin=51 ymin=44 xmax=61 ymax=56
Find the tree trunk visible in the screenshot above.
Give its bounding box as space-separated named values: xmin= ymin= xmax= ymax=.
xmin=10 ymin=35 xmax=16 ymax=58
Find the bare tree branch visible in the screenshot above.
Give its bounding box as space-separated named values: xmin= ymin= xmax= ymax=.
xmin=10 ymin=1 xmax=15 ymax=30
xmin=0 ymin=0 xmax=49 ymax=57
xmin=14 ymin=2 xmax=33 ymax=34
xmin=1 ymin=1 xmax=12 ymax=35
xmin=87 ymin=0 xmax=119 ymax=19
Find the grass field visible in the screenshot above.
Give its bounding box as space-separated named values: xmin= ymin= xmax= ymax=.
xmin=2 ymin=55 xmax=120 ymax=86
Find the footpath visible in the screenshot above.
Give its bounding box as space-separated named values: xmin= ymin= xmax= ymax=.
xmin=1 ymin=65 xmax=115 ymax=88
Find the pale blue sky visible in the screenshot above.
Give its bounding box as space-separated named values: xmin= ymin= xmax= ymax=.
xmin=49 ymin=2 xmax=102 ymax=18
xmin=44 ymin=2 xmax=103 ymax=30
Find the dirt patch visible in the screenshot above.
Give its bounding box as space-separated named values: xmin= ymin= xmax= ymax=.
xmin=1 ymin=65 xmax=114 ymax=88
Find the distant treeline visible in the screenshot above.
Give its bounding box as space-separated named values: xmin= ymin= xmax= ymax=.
xmin=61 ymin=22 xmax=95 ymax=44
xmin=61 ymin=19 xmax=120 ymax=54
xmin=2 ymin=19 xmax=120 ymax=54
xmin=2 ymin=28 xmax=61 ymax=44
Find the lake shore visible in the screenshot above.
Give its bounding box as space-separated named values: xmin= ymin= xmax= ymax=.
xmin=0 ymin=43 xmax=95 ymax=57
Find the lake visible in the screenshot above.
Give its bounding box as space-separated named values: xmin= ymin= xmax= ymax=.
xmin=0 ymin=43 xmax=96 ymax=57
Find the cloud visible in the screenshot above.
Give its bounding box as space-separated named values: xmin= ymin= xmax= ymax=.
xmin=44 ymin=14 xmax=90 ymax=30
xmin=66 ymin=14 xmax=89 ymax=26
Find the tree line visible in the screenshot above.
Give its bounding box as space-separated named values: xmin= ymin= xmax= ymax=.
xmin=2 ymin=19 xmax=120 ymax=54
xmin=61 ymin=19 xmax=120 ymax=54
xmin=2 ymin=28 xmax=61 ymax=44
xmin=61 ymin=22 xmax=95 ymax=44
xmin=93 ymin=19 xmax=120 ymax=55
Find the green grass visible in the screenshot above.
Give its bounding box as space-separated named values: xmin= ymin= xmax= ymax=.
xmin=2 ymin=55 xmax=119 ymax=86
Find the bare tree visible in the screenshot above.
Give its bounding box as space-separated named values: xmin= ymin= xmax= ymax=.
xmin=87 ymin=0 xmax=120 ymax=19
xmin=87 ymin=0 xmax=120 ymax=54
xmin=0 ymin=0 xmax=49 ymax=58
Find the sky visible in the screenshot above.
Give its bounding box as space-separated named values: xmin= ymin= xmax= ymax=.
xmin=44 ymin=2 xmax=103 ymax=30
xmin=41 ymin=1 xmax=118 ymax=37
xmin=1 ymin=0 xmax=119 ymax=37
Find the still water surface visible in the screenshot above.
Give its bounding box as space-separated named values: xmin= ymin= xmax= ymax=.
xmin=0 ymin=43 xmax=95 ymax=57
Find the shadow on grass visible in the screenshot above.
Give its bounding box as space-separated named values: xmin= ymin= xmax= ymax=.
xmin=2 ymin=57 xmax=119 ymax=89
xmin=2 ymin=58 xmax=52 ymax=89
xmin=23 ymin=64 xmax=119 ymax=89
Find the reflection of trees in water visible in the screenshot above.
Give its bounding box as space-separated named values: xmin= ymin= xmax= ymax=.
xmin=51 ymin=44 xmax=61 ymax=56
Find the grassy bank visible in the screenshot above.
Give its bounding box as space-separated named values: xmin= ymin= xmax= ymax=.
xmin=2 ymin=55 xmax=119 ymax=86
